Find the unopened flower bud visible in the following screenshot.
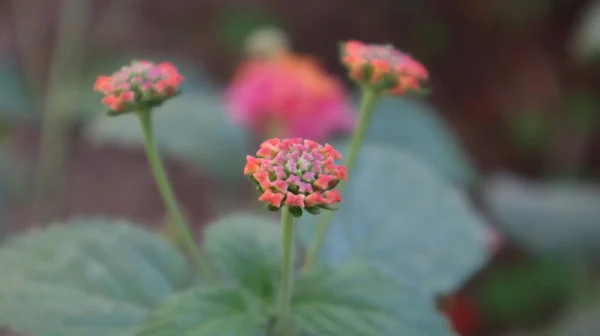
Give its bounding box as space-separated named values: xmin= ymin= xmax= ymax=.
xmin=340 ymin=40 xmax=429 ymax=95
xmin=245 ymin=138 xmax=346 ymax=217
xmin=94 ymin=60 xmax=184 ymax=115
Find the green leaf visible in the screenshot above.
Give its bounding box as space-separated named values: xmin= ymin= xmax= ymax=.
xmin=0 ymin=56 xmax=34 ymax=122
xmin=136 ymin=285 xmax=267 ymax=336
xmin=550 ymin=304 xmax=600 ymax=336
xmin=293 ymin=263 xmax=453 ymax=335
xmin=483 ymin=174 xmax=600 ymax=254
xmin=204 ymin=213 xmax=281 ymax=300
xmin=83 ymin=88 xmax=252 ymax=183
xmin=299 ymin=143 xmax=492 ymax=295
xmin=571 ymin=0 xmax=600 ymax=63
xmin=0 ymin=218 xmax=193 ymax=336
xmin=355 ymin=95 xmax=477 ymax=188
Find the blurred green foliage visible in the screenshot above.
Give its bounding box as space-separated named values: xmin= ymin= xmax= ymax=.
xmin=216 ymin=5 xmax=281 ymax=53
xmin=476 ymin=258 xmax=579 ymax=326
xmin=508 ymin=109 xmax=550 ymax=153
xmin=564 ymin=89 xmax=598 ymax=133
xmin=551 ymin=304 xmax=600 ymax=335
xmin=572 ymin=0 xmax=600 ymax=63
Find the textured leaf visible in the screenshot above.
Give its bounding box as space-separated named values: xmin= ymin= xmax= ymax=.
xmin=482 ymin=174 xmax=600 ymax=253
xmin=293 ymin=263 xmax=453 ymax=336
xmin=353 ymin=95 xmax=477 ymax=188
xmin=571 ymin=0 xmax=600 ymax=63
xmin=83 ymin=86 xmax=251 ymax=182
xmin=136 ymin=285 xmax=267 ymax=336
xmin=0 ymin=219 xmax=193 ymax=336
xmin=204 ymin=213 xmax=281 ymax=300
xmin=299 ymin=143 xmax=491 ymax=295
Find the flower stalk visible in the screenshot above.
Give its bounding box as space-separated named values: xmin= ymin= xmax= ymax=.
xmin=304 ymin=40 xmax=430 ymax=269
xmin=304 ymin=87 xmax=380 ymax=269
xmin=274 ymin=205 xmax=296 ymax=335
xmin=32 ymin=0 xmax=90 ymax=223
xmin=137 ymin=108 xmax=213 ymax=281
xmin=245 ymin=138 xmax=347 ymax=334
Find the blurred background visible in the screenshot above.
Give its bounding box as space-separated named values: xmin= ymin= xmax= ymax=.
xmin=0 ymin=0 xmax=599 ymax=335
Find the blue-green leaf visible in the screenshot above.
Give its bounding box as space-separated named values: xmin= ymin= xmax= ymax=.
xmin=355 ymin=95 xmax=477 ymax=188
xmin=550 ymin=305 xmax=600 ymax=336
xmin=204 ymin=213 xmax=281 ymax=300
xmin=0 ymin=219 xmax=193 ymax=336
xmin=293 ymin=263 xmax=453 ymax=335
xmin=571 ymin=0 xmax=600 ymax=63
xmin=482 ymin=174 xmax=600 ymax=254
xmin=299 ymin=143 xmax=491 ymax=295
xmin=83 ymin=88 xmax=251 ymax=183
xmin=0 ymin=56 xmax=33 ymax=121
xmin=136 ymin=285 xmax=267 ymax=336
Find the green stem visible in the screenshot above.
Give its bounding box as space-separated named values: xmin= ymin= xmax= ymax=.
xmin=275 ymin=206 xmax=296 ymax=335
xmin=32 ymin=0 xmax=91 ymax=223
xmin=136 ymin=109 xmax=213 ymax=282
xmin=304 ymin=88 xmax=380 ymax=269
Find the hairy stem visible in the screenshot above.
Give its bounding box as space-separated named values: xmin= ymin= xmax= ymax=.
xmin=304 ymin=88 xmax=379 ymax=269
xmin=137 ymin=108 xmax=213 ymax=281
xmin=274 ymin=206 xmax=296 ymax=335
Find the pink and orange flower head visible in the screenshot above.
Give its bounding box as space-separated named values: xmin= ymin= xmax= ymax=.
xmin=340 ymin=40 xmax=429 ymax=95
xmin=226 ymin=52 xmax=355 ymax=142
xmin=94 ymin=60 xmax=184 ymax=115
xmin=245 ymin=138 xmax=347 ymax=217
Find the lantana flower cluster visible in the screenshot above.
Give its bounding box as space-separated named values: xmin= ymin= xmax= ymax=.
xmin=245 ymin=138 xmax=347 ymax=217
xmin=94 ymin=61 xmax=184 ymax=115
xmin=341 ymin=40 xmax=429 ymax=95
xmin=226 ymin=52 xmax=355 ymax=141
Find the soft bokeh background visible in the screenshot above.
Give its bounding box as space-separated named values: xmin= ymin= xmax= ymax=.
xmin=0 ymin=0 xmax=599 ymax=335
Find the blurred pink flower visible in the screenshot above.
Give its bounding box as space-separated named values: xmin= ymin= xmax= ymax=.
xmin=226 ymin=52 xmax=355 ymax=141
